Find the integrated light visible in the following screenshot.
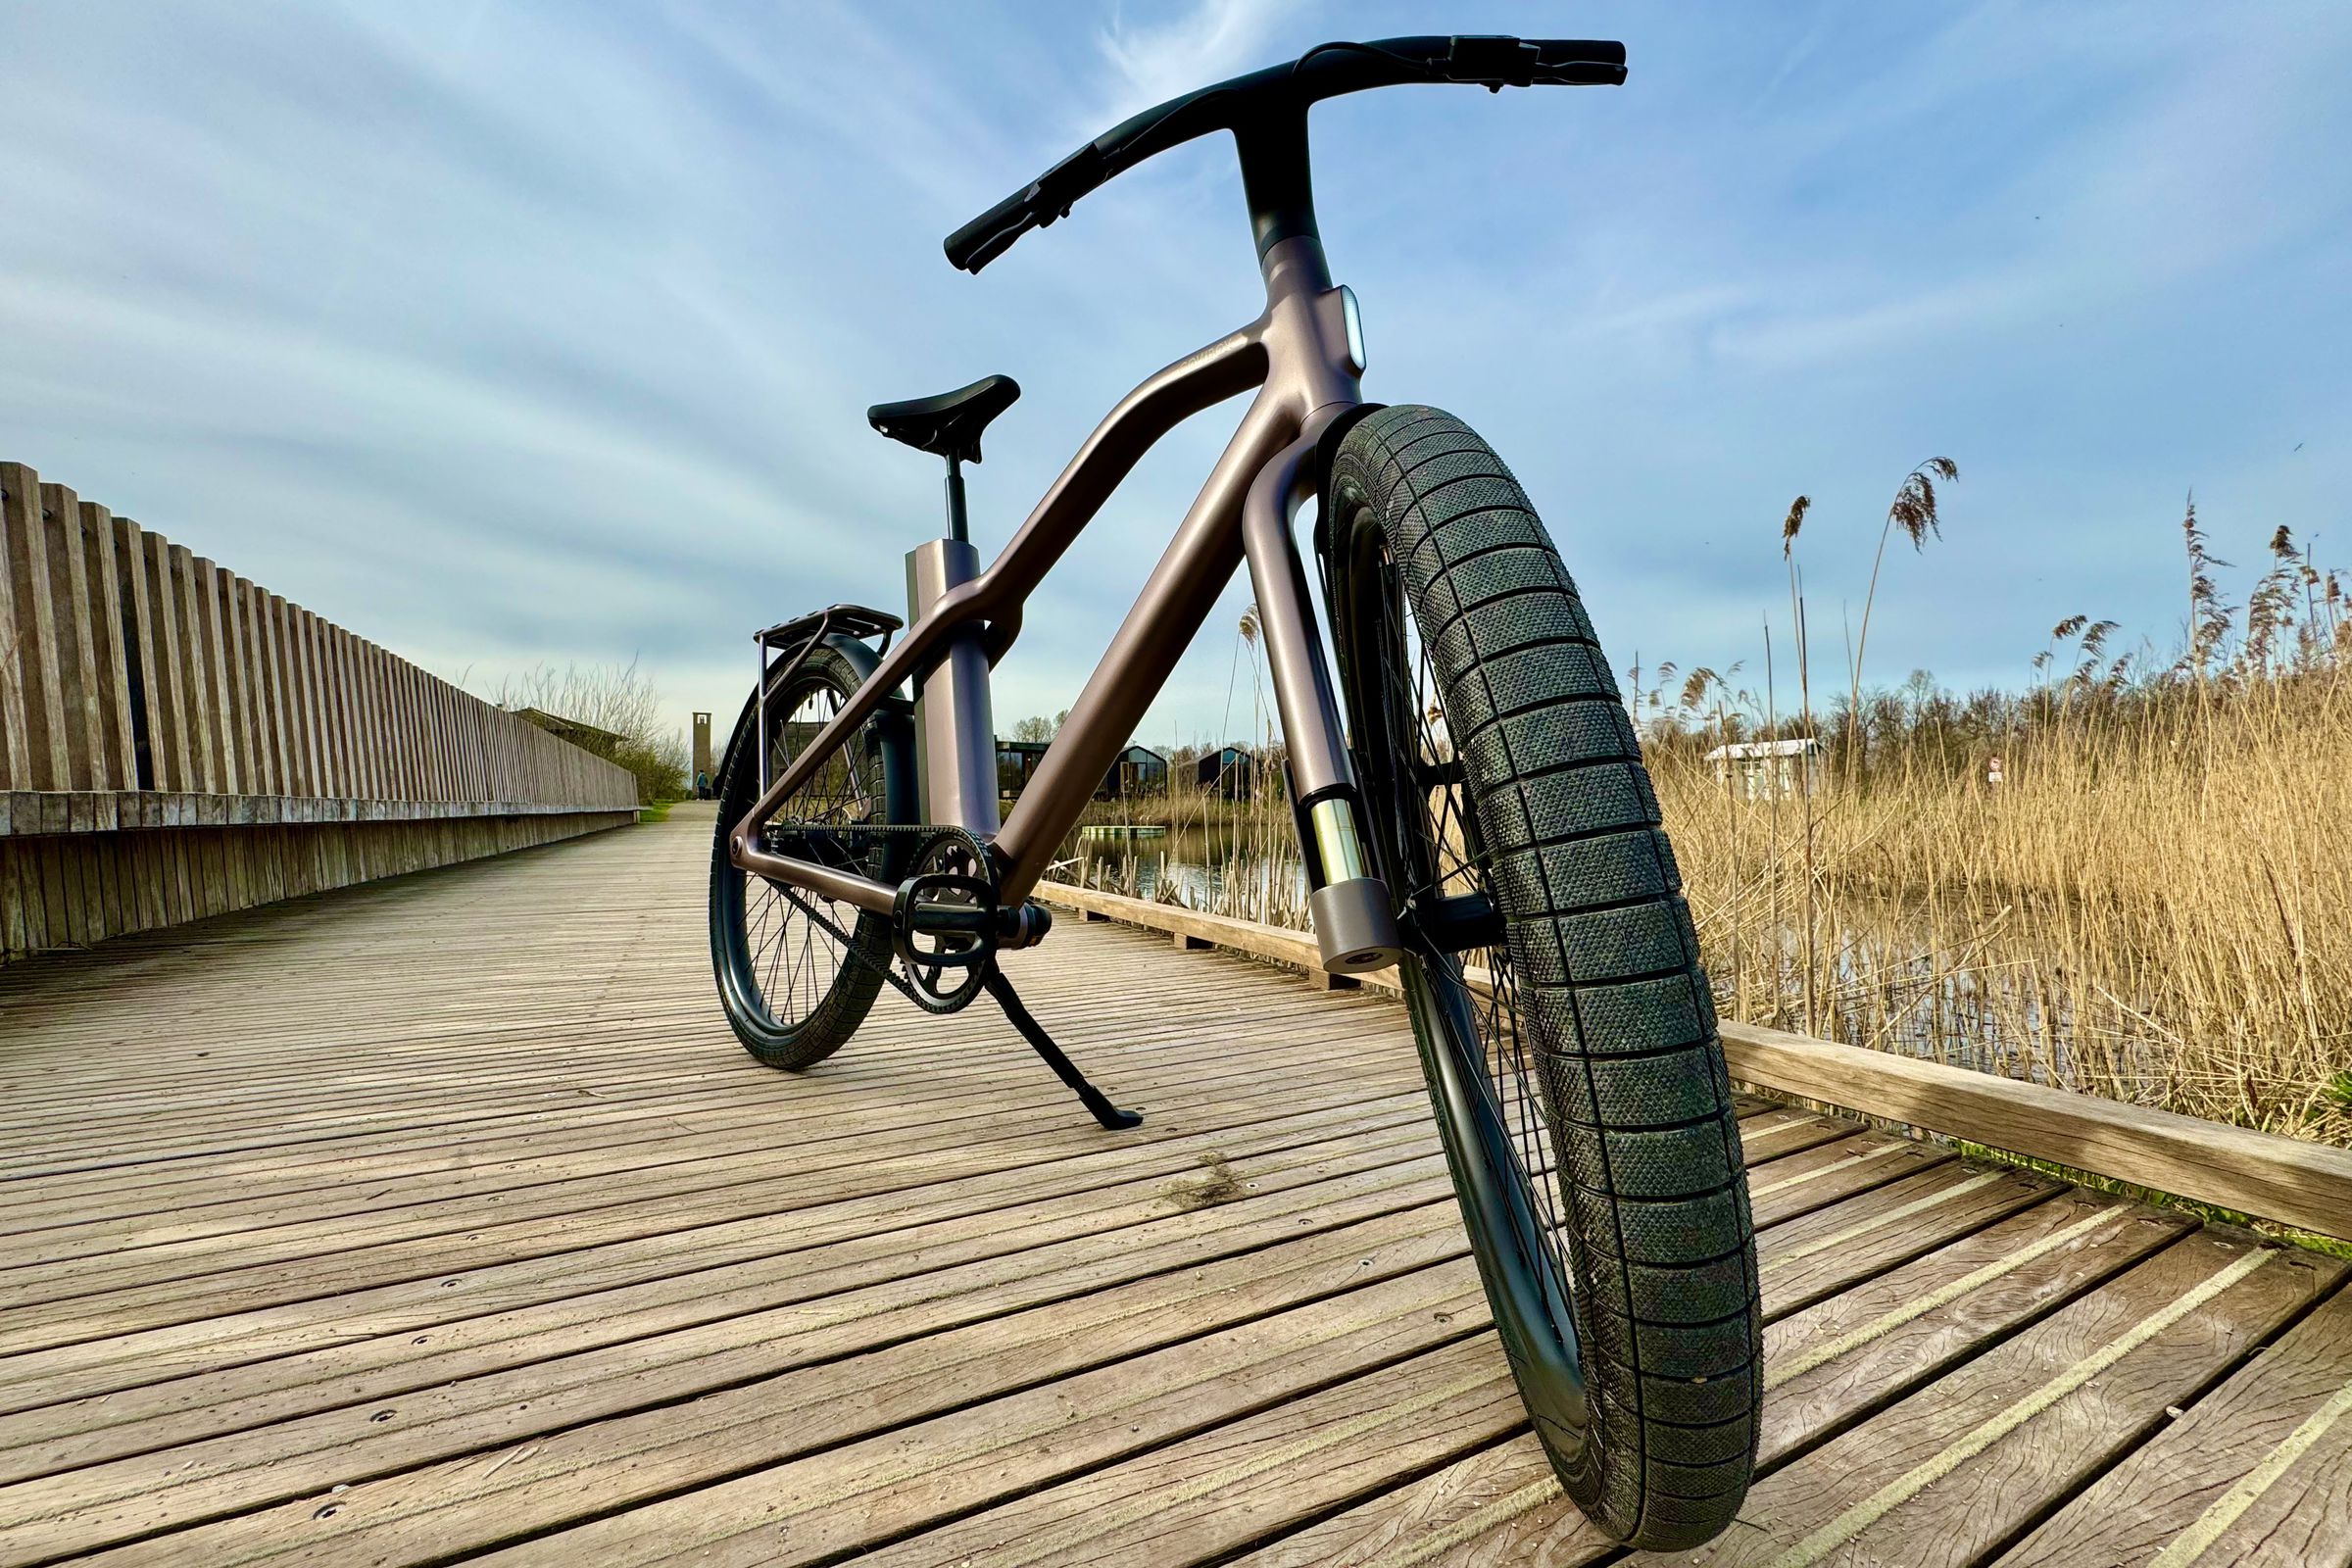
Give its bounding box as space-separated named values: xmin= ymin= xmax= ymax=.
xmin=1340 ymin=285 xmax=1367 ymax=373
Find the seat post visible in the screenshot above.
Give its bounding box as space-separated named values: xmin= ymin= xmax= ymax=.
xmin=942 ymin=456 xmax=970 ymax=544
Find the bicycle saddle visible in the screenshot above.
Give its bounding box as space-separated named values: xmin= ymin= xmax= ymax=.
xmin=866 ymin=374 xmax=1021 ymax=465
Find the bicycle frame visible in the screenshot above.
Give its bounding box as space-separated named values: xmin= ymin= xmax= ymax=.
xmin=726 ymin=231 xmax=1402 ymax=973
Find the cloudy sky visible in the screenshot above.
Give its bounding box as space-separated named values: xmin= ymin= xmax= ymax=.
xmin=5 ymin=2 xmax=2346 ymax=750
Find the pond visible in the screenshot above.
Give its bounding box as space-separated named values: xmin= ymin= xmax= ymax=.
xmin=1050 ymin=821 xmax=1311 ymax=927
xmin=1054 ymin=825 xmax=2117 ymax=1100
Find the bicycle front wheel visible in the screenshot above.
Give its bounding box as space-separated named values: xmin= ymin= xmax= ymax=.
xmin=1325 ymin=405 xmax=1759 ymax=1549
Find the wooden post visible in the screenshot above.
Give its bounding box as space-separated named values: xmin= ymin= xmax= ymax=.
xmin=0 ymin=473 xmax=27 ymax=785
xmin=166 ymin=543 xmax=220 ymax=793
xmin=233 ymin=576 xmax=276 ymax=795
xmin=39 ymin=482 xmax=103 ymax=791
xmin=1 ymin=464 xmax=70 ymax=790
xmin=192 ymin=558 xmax=241 ymax=794
xmin=114 ymin=518 xmax=161 ymax=791
xmin=78 ymin=503 xmax=137 ymax=792
xmin=250 ymin=581 xmax=291 ymax=796
xmin=140 ymin=531 xmax=193 ymax=791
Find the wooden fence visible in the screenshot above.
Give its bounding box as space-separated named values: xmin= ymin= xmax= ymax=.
xmin=0 ymin=461 xmax=639 ymax=959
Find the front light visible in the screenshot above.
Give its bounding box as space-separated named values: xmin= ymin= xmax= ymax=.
xmin=1340 ymin=285 xmax=1367 ymax=373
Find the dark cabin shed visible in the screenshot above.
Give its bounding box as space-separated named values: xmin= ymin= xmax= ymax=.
xmin=997 ymin=739 xmax=1050 ymax=801
xmin=1197 ymin=744 xmax=1257 ymax=799
xmin=1100 ymin=745 xmax=1167 ymax=800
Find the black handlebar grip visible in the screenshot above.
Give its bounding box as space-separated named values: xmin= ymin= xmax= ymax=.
xmin=959 ymin=223 xmax=1027 ymax=273
xmin=944 ymin=187 xmax=1035 ymax=272
xmin=946 ymin=143 xmax=1113 ymax=273
xmin=1531 ymin=38 xmax=1627 ymax=66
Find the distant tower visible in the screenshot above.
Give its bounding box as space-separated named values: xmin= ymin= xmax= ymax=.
xmin=692 ymin=711 xmax=713 ymax=797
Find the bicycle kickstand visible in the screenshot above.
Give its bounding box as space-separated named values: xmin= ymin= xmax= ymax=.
xmin=980 ymin=967 xmax=1143 ymax=1132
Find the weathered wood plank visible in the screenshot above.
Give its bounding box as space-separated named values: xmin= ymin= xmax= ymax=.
xmin=1998 ymin=1279 xmax=2352 ymax=1568
xmin=1668 ymin=1234 xmax=2340 ymax=1568
xmin=247 ymin=579 xmax=289 ymax=795
xmin=858 ymin=1338 xmax=1520 ymax=1568
xmin=75 ymin=502 xmax=136 ymax=791
xmin=0 ymin=464 xmax=70 ymax=790
xmin=218 ymin=580 xmax=253 ymax=799
xmin=165 ymin=541 xmax=220 ymax=792
xmin=278 ymin=602 xmax=314 ymax=797
xmin=0 ymin=477 xmax=28 ymax=786
xmin=1719 ymin=1018 xmax=2352 ymax=1243
xmin=138 ymin=530 xmax=193 ymax=791
xmin=110 ymin=517 xmax=161 ymax=791
xmin=37 ymin=482 xmax=102 ymax=791
xmin=1234 ymin=1197 xmax=2206 ymax=1568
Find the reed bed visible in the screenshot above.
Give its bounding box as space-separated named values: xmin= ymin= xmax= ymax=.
xmin=1651 ymin=673 xmax=2352 ymax=1145
xmin=1650 ymin=490 xmax=2351 ymax=1147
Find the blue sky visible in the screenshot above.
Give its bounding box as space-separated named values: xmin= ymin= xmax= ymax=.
xmin=4 ymin=2 xmax=2347 ymax=750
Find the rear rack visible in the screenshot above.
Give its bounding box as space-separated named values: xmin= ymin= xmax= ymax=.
xmin=755 ymin=603 xmax=903 ymax=651
xmin=754 ymin=603 xmax=905 ymax=795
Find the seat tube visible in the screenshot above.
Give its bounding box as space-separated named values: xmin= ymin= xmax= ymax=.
xmin=905 ymin=539 xmax=1001 ymax=835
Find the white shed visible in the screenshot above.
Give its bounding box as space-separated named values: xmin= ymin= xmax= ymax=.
xmin=1701 ymin=737 xmax=1821 ymax=800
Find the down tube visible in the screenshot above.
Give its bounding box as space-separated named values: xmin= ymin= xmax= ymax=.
xmin=993 ymin=398 xmax=1298 ymax=902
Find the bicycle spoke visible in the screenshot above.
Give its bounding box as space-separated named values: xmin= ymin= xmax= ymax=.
xmin=1367 ymin=543 xmax=1574 ymax=1293
xmin=727 ymin=678 xmax=890 ymax=1032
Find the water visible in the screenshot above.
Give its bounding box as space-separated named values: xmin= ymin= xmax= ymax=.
xmin=1710 ymin=893 xmax=2117 ymax=1094
xmin=1060 ymin=828 xmax=2110 ymax=1093
xmin=1052 ymin=822 xmax=1310 ymax=924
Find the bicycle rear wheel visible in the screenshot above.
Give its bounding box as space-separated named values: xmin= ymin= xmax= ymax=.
xmin=1325 ymin=405 xmax=1758 ymax=1549
xmin=708 ymin=637 xmax=912 ymax=1069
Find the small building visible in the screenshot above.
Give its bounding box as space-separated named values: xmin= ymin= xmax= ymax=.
xmin=512 ymin=708 xmax=626 ymax=756
xmin=1100 ymin=744 xmax=1167 ymax=800
xmin=1702 ymin=737 xmax=1821 ymax=800
xmin=995 ymin=739 xmax=1170 ymax=801
xmin=997 ymin=739 xmax=1050 ymax=801
xmin=1197 ymin=744 xmax=1257 ymax=799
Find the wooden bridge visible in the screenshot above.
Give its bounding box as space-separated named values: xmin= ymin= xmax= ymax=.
xmin=3 ymin=803 xmax=2349 ymax=1567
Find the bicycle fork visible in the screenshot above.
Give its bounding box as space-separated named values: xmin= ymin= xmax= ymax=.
xmin=1240 ymin=416 xmax=1404 ymax=976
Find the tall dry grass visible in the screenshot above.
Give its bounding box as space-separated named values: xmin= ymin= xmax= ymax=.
xmin=485 ymin=659 xmax=689 ymax=805
xmin=1652 ymin=676 xmax=2352 ymax=1145
xmin=1651 ymin=491 xmax=2352 ymax=1148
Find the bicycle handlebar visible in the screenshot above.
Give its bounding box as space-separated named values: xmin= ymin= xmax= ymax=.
xmin=945 ymin=35 xmax=1627 ymax=273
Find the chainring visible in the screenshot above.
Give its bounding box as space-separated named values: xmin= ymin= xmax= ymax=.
xmin=894 ymin=832 xmax=998 ymax=1012
xmin=760 ymin=820 xmax=1001 ymax=1015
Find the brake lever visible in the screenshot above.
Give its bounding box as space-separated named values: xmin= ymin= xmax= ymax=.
xmin=1444 ymin=37 xmax=1540 ymax=90
xmin=1030 ymin=142 xmax=1110 ymax=224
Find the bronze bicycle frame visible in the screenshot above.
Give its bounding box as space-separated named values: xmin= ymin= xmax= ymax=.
xmin=726 ymin=231 xmax=1402 ymax=972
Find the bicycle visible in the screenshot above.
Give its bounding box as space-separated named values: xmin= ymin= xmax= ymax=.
xmin=708 ymin=35 xmax=1757 ymax=1550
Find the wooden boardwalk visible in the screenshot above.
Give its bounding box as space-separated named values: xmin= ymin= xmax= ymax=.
xmin=1 ymin=805 xmax=2347 ymax=1567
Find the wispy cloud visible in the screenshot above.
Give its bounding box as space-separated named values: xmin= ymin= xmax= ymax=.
xmin=1093 ymin=0 xmax=1289 ymax=122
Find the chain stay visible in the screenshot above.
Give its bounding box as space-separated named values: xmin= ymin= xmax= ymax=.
xmin=760 ymin=822 xmax=1004 ymax=1015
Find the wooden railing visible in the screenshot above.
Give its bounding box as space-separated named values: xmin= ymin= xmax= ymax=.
xmin=1038 ymin=879 xmax=2352 ymax=1243
xmin=2 ymin=461 xmax=638 ymax=958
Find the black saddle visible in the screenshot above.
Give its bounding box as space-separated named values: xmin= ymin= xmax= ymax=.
xmin=866 ymin=374 xmax=1020 ymax=466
